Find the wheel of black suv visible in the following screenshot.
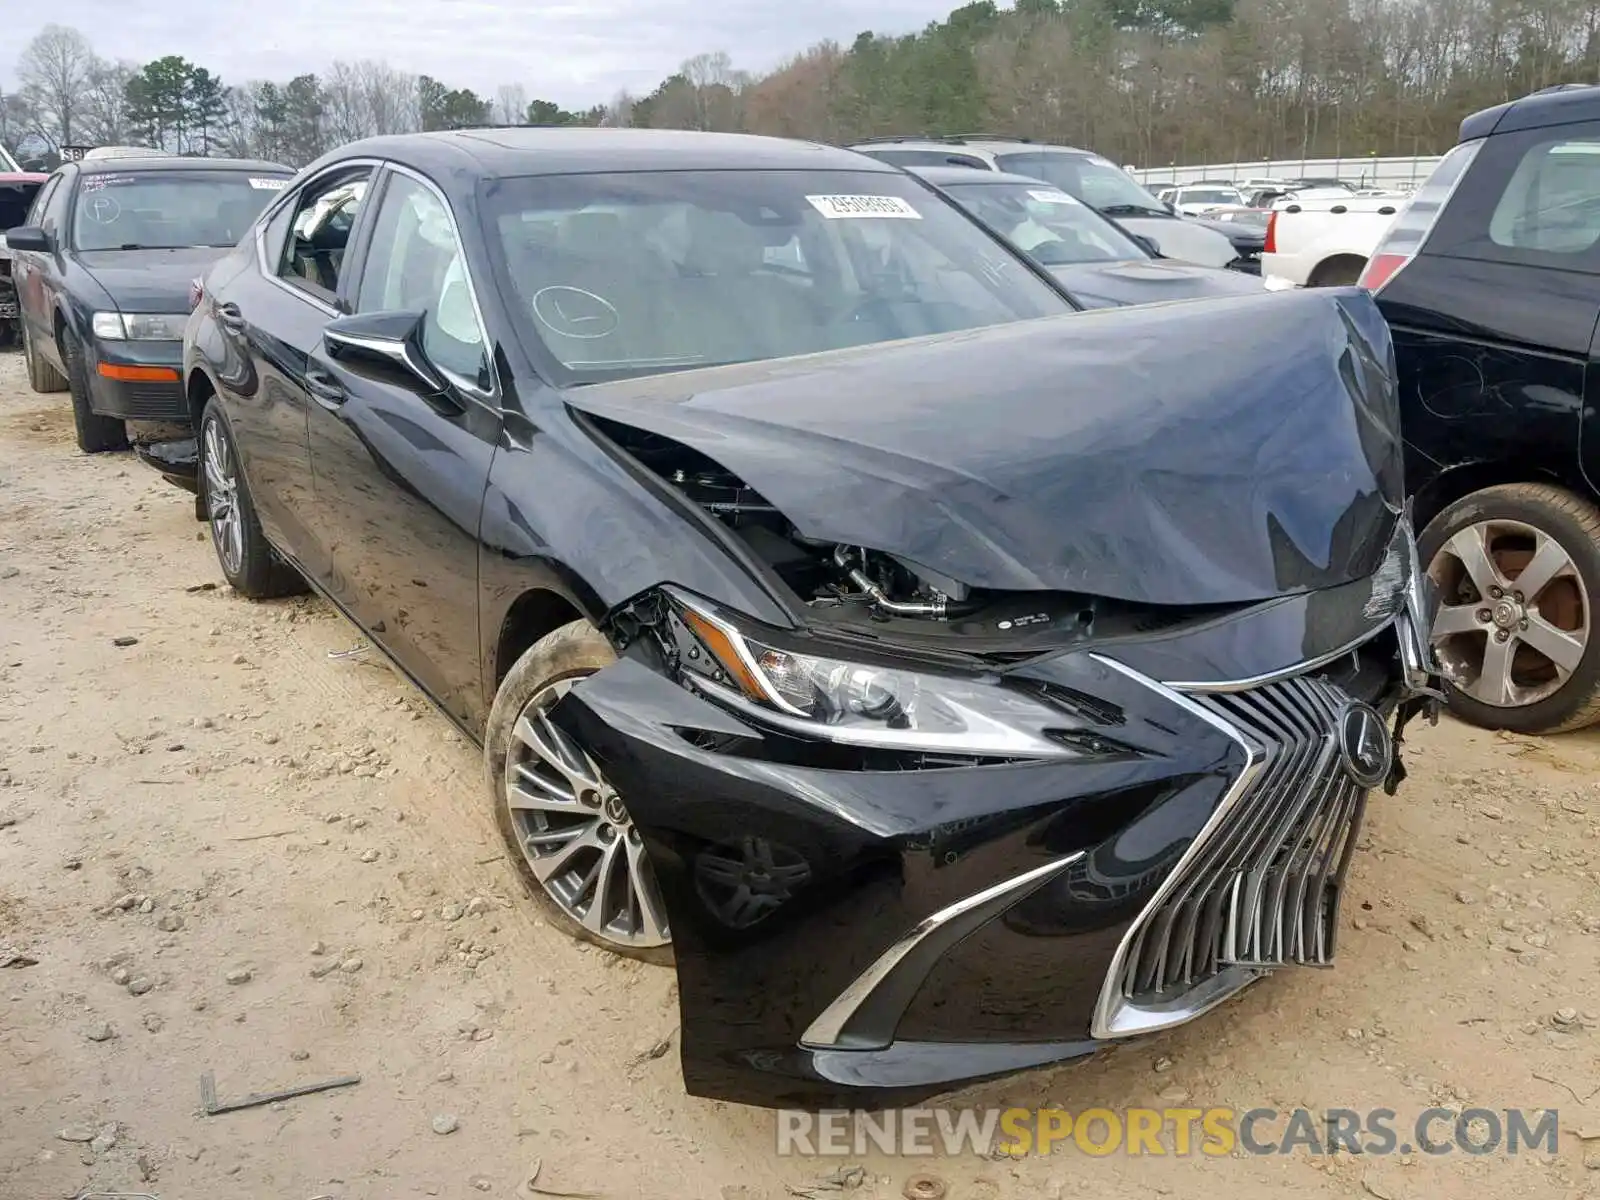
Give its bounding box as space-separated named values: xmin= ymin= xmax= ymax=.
xmin=198 ymin=399 xmax=305 ymax=600
xmin=60 ymin=326 xmax=128 ymax=453
xmin=484 ymin=619 xmax=673 ymax=964
xmin=22 ymin=320 xmax=68 ymax=393
xmin=1420 ymin=482 xmax=1600 ymax=734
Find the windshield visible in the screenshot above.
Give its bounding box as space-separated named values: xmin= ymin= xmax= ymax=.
xmin=72 ymin=170 xmax=290 ymax=251
xmin=485 ymin=169 xmax=1072 ymax=384
xmin=992 ymin=151 xmax=1165 ymax=214
xmin=1180 ymin=188 xmax=1242 ymax=207
xmin=943 ymin=181 xmax=1146 ymax=265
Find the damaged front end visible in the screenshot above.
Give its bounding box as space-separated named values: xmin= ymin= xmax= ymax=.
xmin=547 ymin=288 xmax=1441 ymax=1107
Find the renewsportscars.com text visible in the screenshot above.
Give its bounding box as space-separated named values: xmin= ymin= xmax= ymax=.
xmin=776 ymin=1106 xmax=1559 ymax=1158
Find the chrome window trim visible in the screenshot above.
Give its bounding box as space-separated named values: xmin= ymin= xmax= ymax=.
xmin=1087 ymin=653 xmax=1267 ymax=1039
xmin=801 ymin=850 xmax=1087 ymax=1049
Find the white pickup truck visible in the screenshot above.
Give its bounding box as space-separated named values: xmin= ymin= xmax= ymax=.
xmin=1258 ymin=193 xmax=1410 ymax=288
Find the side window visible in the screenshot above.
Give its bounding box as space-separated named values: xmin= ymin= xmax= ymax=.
xmin=355 ymin=172 xmax=488 ymax=388
xmin=1430 ymin=125 xmax=1600 ymax=270
xmin=259 ymin=196 xmax=297 ymax=269
xmin=1489 ymin=137 xmax=1600 ymax=254
xmin=275 ymin=168 xmax=372 ymax=300
xmin=27 ymin=176 xmax=59 ymax=227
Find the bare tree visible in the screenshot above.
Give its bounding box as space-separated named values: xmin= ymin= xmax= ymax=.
xmin=496 ymin=83 xmax=528 ymax=125
xmin=17 ymin=24 xmax=97 ymax=145
xmin=79 ymin=58 xmax=135 ymax=146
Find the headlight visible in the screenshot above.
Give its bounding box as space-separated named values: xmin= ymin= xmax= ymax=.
xmin=92 ymin=312 xmax=188 ymax=341
xmin=671 ymin=593 xmax=1082 ymax=759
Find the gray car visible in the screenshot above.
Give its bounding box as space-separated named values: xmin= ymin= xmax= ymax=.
xmin=849 ymin=136 xmax=1240 ymax=269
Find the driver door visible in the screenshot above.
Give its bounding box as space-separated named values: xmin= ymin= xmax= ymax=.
xmin=304 ymin=167 xmax=502 ymax=726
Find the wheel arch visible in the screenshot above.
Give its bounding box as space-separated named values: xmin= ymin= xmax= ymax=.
xmin=186 ymin=365 xmax=218 ymax=427
xmin=489 ymin=579 xmax=608 ymax=694
xmin=1308 ymin=253 xmax=1368 ymax=287
xmin=1413 ymin=459 xmax=1582 ymax=533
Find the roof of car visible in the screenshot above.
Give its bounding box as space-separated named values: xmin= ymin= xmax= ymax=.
xmin=1460 ymin=82 xmax=1600 ymax=141
xmin=323 ymin=127 xmax=895 ymax=176
xmin=76 ymin=154 xmax=293 ymax=176
xmin=850 ymin=136 xmax=1094 ymax=157
xmin=907 ymin=165 xmax=1066 ymax=187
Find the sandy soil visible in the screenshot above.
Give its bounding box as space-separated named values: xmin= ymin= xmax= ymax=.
xmin=0 ymin=347 xmax=1596 ymax=1200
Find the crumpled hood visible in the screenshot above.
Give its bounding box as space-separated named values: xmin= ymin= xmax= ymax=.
xmin=1049 ymin=259 xmax=1266 ymax=310
xmin=77 ymin=246 xmax=229 ymax=312
xmin=568 ymin=288 xmax=1403 ymax=607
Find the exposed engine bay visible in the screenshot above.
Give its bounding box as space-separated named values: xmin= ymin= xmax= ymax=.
xmin=591 ymin=416 xmax=1224 ymax=652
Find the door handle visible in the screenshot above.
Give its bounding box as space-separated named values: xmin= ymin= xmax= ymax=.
xmin=215 ymin=301 xmax=247 ymax=333
xmin=305 ymin=367 xmax=347 ymax=409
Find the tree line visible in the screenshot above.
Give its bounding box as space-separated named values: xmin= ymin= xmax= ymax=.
xmin=7 ymin=0 xmax=1600 ymax=172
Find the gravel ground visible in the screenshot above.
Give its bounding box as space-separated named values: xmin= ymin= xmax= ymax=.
xmin=0 ymin=348 xmax=1596 ymax=1199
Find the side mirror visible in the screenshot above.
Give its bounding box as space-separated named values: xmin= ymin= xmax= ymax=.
xmin=1132 ymin=234 xmax=1162 ymax=257
xmin=322 ymin=309 xmax=447 ymax=395
xmin=5 ymin=225 xmax=50 ymax=253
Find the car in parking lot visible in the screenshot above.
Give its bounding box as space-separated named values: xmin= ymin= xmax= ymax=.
xmin=5 ymin=153 xmax=293 ymax=453
xmin=848 ymin=136 xmax=1247 ymax=270
xmin=910 ymin=166 xmax=1266 ymax=307
xmin=179 ymin=126 xmax=1436 ymax=1107
xmin=1364 ymin=82 xmax=1600 ymax=734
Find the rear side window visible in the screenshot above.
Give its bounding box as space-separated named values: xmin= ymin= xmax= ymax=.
xmin=275 ymin=168 xmax=372 ymax=301
xmin=1428 ymin=125 xmax=1600 ymax=271
xmin=1489 ymin=136 xmax=1600 ymax=254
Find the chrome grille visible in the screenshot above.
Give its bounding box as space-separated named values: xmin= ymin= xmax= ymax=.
xmin=1118 ymin=674 xmax=1367 ymax=1002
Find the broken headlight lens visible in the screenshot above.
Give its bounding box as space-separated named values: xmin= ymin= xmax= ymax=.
xmin=675 ymin=594 xmax=1080 ymax=758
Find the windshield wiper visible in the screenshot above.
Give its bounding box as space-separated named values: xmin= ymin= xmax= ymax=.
xmin=1096 ymin=204 xmax=1168 ymax=218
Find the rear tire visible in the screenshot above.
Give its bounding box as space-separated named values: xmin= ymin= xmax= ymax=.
xmin=198 ymin=399 xmax=305 ymax=600
xmin=1308 ymin=255 xmax=1366 ymax=287
xmin=60 ymin=327 xmax=128 ymax=453
xmin=23 ymin=319 xmax=68 ymax=393
xmin=1420 ymin=483 xmax=1600 ymax=734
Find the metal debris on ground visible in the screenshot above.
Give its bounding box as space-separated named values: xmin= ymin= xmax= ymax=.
xmin=786 ymin=1165 xmax=868 ymax=1197
xmin=523 ymin=1157 xmax=601 ymax=1197
xmin=200 ymin=1069 xmax=361 ymax=1116
xmin=327 ymin=642 xmax=370 ymax=661
xmin=901 ymin=1174 xmax=946 ymax=1200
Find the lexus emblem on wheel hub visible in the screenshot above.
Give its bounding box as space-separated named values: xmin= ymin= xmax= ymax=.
xmin=1337 ymin=701 xmax=1394 ymax=788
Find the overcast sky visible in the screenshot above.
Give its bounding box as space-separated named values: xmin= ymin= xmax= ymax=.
xmin=10 ymin=0 xmax=955 ymax=108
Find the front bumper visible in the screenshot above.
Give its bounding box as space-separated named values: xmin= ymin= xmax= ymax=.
xmin=133 ymin=435 xmax=200 ymax=493
xmin=554 ymin=567 xmax=1439 ymax=1108
xmin=87 ymin=339 xmax=187 ymax=424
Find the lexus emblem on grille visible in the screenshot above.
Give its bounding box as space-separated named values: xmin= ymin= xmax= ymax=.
xmin=1337 ymin=702 xmax=1394 ymax=789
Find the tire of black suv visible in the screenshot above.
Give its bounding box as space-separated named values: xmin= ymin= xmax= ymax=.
xmin=198 ymin=399 xmax=306 ymax=600
xmin=60 ymin=327 xmax=128 ymax=453
xmin=22 ymin=321 xmax=68 ymax=393
xmin=1420 ymin=482 xmax=1600 ymax=734
xmin=484 ymin=619 xmax=674 ymax=966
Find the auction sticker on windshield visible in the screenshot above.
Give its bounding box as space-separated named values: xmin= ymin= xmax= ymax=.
xmin=1027 ymin=190 xmax=1081 ymax=206
xmin=249 ymin=178 xmax=289 ymax=190
xmin=806 ymin=195 xmax=921 ymax=219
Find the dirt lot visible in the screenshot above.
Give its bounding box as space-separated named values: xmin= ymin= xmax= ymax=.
xmin=0 ymin=348 xmax=1596 ymax=1200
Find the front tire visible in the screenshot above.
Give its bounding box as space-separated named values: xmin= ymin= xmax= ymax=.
xmin=22 ymin=321 xmax=68 ymax=393
xmin=484 ymin=620 xmax=672 ymax=964
xmin=198 ymin=400 xmax=305 ymax=599
xmin=60 ymin=327 xmax=128 ymax=453
xmin=1420 ymin=482 xmax=1600 ymax=733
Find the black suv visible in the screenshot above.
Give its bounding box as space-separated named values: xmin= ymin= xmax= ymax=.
xmin=1365 ymin=84 xmax=1600 ymax=734
xmin=6 ymin=153 xmax=293 ymax=453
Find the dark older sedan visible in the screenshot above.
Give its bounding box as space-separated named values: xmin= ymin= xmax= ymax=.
xmin=910 ymin=166 xmax=1266 ymax=308
xmin=179 ymin=126 xmax=1437 ymax=1108
xmin=6 ymin=152 xmax=293 ymax=453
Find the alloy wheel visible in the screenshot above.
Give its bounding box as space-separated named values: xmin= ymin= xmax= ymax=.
xmin=504 ymin=677 xmax=670 ymax=948
xmin=203 ymin=418 xmax=243 ymax=577
xmin=1427 ymin=518 xmax=1589 ymax=707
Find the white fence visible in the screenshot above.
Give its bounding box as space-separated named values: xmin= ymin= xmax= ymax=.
xmin=1128 ymin=155 xmax=1444 ymax=191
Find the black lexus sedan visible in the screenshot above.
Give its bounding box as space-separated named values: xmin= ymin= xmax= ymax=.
xmin=909 ymin=166 xmax=1267 ymax=308
xmin=6 ymin=153 xmax=293 ymax=453
xmin=179 ymin=127 xmax=1437 ymax=1108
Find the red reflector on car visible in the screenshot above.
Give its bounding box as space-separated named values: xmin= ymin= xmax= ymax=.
xmin=1357 ymin=252 xmax=1409 ymax=291
xmin=98 ymin=363 xmax=181 ymax=382
xmin=1263 ymin=211 xmax=1277 ymax=255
